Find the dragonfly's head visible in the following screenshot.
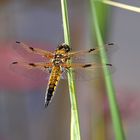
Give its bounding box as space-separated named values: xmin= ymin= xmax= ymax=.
xmin=57 ymin=43 xmax=71 ymax=52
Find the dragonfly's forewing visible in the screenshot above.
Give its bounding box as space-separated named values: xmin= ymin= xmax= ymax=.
xmin=70 ymin=43 xmax=117 ymax=63
xmin=13 ymin=42 xmax=54 ymax=61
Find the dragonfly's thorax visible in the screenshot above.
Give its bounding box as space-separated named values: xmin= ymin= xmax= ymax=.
xmin=52 ymin=43 xmax=70 ymax=66
xmin=52 ymin=53 xmax=67 ymax=66
xmin=52 ymin=59 xmax=62 ymax=66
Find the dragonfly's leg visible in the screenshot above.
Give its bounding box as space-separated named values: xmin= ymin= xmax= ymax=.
xmin=60 ymin=67 xmax=65 ymax=73
xmin=48 ymin=68 xmax=52 ymax=73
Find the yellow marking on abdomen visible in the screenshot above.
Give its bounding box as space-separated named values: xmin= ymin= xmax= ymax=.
xmin=45 ymin=66 xmax=62 ymax=107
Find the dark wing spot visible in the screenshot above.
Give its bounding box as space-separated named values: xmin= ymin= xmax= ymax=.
xmin=82 ymin=64 xmax=92 ymax=68
xmin=106 ymin=64 xmax=112 ymax=66
xmin=16 ymin=41 xmax=20 ymax=44
xmin=29 ymin=47 xmax=34 ymax=51
xmin=12 ymin=62 xmax=18 ymax=64
xmin=108 ymin=43 xmax=114 ymax=45
xmin=88 ymin=48 xmax=95 ymax=53
xmin=44 ymin=65 xmax=49 ymax=69
xmin=29 ymin=63 xmax=36 ymax=67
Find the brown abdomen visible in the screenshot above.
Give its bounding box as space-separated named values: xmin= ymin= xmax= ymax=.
xmin=45 ymin=66 xmax=61 ymax=107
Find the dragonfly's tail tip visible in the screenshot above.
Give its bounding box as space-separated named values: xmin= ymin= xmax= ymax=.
xmin=44 ymin=102 xmax=49 ymax=108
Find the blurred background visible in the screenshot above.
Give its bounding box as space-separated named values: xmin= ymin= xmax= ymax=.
xmin=0 ymin=0 xmax=140 ymax=140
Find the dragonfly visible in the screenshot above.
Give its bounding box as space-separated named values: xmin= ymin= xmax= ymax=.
xmin=11 ymin=41 xmax=113 ymax=108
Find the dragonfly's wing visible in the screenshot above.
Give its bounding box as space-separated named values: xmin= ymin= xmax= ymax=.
xmin=61 ymin=62 xmax=113 ymax=81
xmin=62 ymin=62 xmax=112 ymax=69
xmin=69 ymin=43 xmax=115 ymax=62
xmin=14 ymin=41 xmax=54 ymax=59
xmin=10 ymin=61 xmax=53 ymax=81
xmin=11 ymin=61 xmax=53 ymax=70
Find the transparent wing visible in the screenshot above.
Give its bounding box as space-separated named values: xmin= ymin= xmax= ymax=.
xmin=61 ymin=62 xmax=113 ymax=81
xmin=69 ymin=43 xmax=116 ymax=62
xmin=10 ymin=61 xmax=53 ymax=81
xmin=14 ymin=41 xmax=54 ymax=59
xmin=63 ymin=62 xmax=112 ymax=69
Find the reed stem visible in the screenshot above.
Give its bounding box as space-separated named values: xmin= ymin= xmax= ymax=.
xmin=60 ymin=0 xmax=81 ymax=140
xmin=89 ymin=0 xmax=126 ymax=140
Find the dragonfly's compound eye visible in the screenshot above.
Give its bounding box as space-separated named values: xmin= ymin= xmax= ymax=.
xmin=57 ymin=43 xmax=71 ymax=52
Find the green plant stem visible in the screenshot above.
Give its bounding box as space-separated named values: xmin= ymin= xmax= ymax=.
xmin=60 ymin=0 xmax=81 ymax=140
xmin=90 ymin=0 xmax=125 ymax=140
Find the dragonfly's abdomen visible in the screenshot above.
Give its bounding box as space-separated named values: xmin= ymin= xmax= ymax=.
xmin=45 ymin=66 xmax=61 ymax=107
